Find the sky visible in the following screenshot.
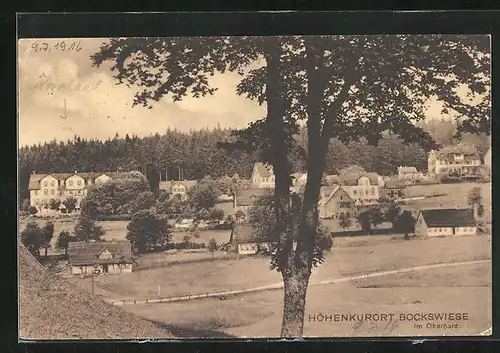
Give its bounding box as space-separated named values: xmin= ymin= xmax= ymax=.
xmin=17 ymin=37 xmax=489 ymax=147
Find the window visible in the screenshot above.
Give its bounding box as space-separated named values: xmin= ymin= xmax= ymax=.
xmin=68 ymin=190 xmax=74 ymax=195
xmin=353 ymin=190 xmax=357 ymax=195
xmin=35 ymin=190 xmax=39 ymax=196
xmin=50 ymin=181 xmax=56 ymax=187
xmin=50 ymin=189 xmax=55 ymax=195
xmin=347 ymin=212 xmax=350 ymax=217
xmin=68 ymin=180 xmax=74 ymax=187
xmin=439 ymin=228 xmax=442 ymax=232
xmin=43 ymin=181 xmax=48 ymax=187
xmin=59 ymin=191 xmax=64 ymax=196
xmin=371 ymin=188 xmax=376 ymax=195
xmin=44 ymin=190 xmax=48 ymax=195
xmin=77 ymin=180 xmax=82 ymax=186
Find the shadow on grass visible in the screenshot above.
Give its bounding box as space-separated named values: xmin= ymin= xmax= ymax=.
xmin=150 ymin=320 xmax=238 ymax=338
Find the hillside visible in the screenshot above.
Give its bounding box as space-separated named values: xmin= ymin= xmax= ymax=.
xmin=19 ymin=245 xmax=172 ymax=340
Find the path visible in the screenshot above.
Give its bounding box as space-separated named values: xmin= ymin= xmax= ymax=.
xmin=105 ymin=259 xmax=490 ymax=306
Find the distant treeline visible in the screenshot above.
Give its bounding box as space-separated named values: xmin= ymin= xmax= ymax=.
xmin=18 ymin=121 xmax=489 ymax=201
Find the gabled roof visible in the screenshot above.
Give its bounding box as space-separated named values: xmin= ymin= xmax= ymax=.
xmin=159 ymin=180 xmax=198 ymax=192
xmin=419 ymin=208 xmax=476 ymax=228
xmin=19 ymin=244 xmax=172 ymax=339
xmin=68 ymin=241 xmax=133 ymax=266
xmin=320 ymin=185 xmax=355 ymax=206
xmin=28 ymin=171 xmax=132 ymax=190
xmin=253 ymin=162 xmax=273 ymax=178
xmin=229 ymin=223 xmax=276 ymax=245
xmin=339 ymin=172 xmax=382 ymax=186
xmin=385 ymin=178 xmax=410 ymax=189
xmin=234 ymin=188 xmax=271 ymax=206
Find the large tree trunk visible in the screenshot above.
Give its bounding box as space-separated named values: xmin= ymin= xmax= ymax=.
xmin=280 ymin=267 xmax=310 ymax=337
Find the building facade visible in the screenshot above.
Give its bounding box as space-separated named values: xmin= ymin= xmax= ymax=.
xmin=227 ymin=223 xmax=275 ymax=255
xmin=28 ymin=171 xmax=131 ymax=212
xmin=339 ymin=172 xmax=385 ymax=206
xmin=159 ymin=180 xmax=198 ymax=201
xmin=251 ymin=162 xmax=275 ymax=188
xmin=397 ymin=166 xmax=424 ymax=180
xmin=427 ymin=146 xmax=482 ymax=176
xmin=233 ymin=188 xmax=270 ymax=218
xmin=68 ymin=241 xmax=135 ymax=276
xmin=318 ymin=185 xmax=357 ymax=219
xmin=415 ymin=208 xmax=477 ymax=237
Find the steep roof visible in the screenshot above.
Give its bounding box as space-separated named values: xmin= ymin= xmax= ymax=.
xmin=320 ymin=185 xmax=339 ymax=198
xmin=339 ymin=172 xmax=382 ymax=186
xmin=158 ymin=180 xmax=198 ymax=192
xmin=19 ymin=245 xmax=172 ymax=340
xmin=229 ymin=223 xmax=276 ymax=245
xmin=320 ymin=185 xmax=355 ymax=206
xmin=68 ymin=241 xmax=133 ymax=266
xmin=234 ymin=188 xmax=271 ymax=206
xmin=254 ymin=162 xmax=273 ymax=178
xmin=419 ymin=208 xmax=476 ymax=228
xmin=385 ymin=178 xmax=410 ymax=189
xmin=28 ymin=172 xmax=131 ymax=190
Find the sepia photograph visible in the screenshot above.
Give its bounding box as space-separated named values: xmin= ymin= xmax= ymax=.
xmin=17 ymin=34 xmax=491 ymax=340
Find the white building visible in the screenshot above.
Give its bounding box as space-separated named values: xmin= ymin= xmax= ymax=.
xmin=415 ymin=208 xmax=477 ymax=237
xmin=251 ymin=162 xmax=275 ymax=188
xmin=427 ymin=145 xmax=482 ymax=176
xmin=28 ymin=171 xmax=132 ymax=212
xmin=397 ymin=166 xmax=424 ymax=180
xmin=338 ymin=172 xmax=385 ymax=206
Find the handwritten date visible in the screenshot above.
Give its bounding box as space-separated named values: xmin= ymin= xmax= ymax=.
xmin=30 ymin=41 xmax=82 ymax=53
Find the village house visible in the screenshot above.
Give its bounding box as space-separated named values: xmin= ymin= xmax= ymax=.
xmin=339 ymin=172 xmax=385 ymax=206
xmin=318 ymin=185 xmax=356 ymax=219
xmin=67 ymin=241 xmax=135 ymax=276
xmin=158 ymin=180 xmax=198 ymax=201
xmin=397 ymin=166 xmax=424 ymax=181
xmin=427 ymin=145 xmax=482 ymax=177
xmin=224 ymin=223 xmax=275 ymax=255
xmin=383 ymin=178 xmax=409 ymax=200
xmin=251 ymin=162 xmax=275 ymax=188
xmin=28 ymin=171 xmax=131 ymax=212
xmin=414 ymin=208 xmax=477 ymax=237
xmin=233 ymin=188 xmax=270 ymax=219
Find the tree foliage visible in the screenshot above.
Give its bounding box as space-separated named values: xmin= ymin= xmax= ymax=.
xmin=338 ymin=213 xmax=352 ymax=232
xmin=393 ymin=210 xmax=416 ymax=236
xmin=48 ymin=199 xmax=61 ymax=211
xmin=41 ymin=221 xmax=55 ymax=257
xmin=63 ymin=197 xmax=77 ymax=213
xmin=208 ymin=238 xmax=218 ymax=258
xmin=21 ymin=222 xmax=44 ymax=257
xmin=126 ymin=209 xmax=172 ymax=254
xmin=91 ymin=34 xmax=490 ymax=337
xmin=80 ymin=172 xmax=150 ymax=217
xmin=55 ymin=230 xmax=70 ymax=255
xmin=74 ymin=216 xmax=105 ymax=242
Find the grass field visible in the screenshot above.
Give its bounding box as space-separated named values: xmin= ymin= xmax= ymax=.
xmin=403 ymin=182 xmax=491 ymax=217
xmin=85 ymin=234 xmax=491 ymax=301
xmin=120 ymin=239 xmax=491 ymax=338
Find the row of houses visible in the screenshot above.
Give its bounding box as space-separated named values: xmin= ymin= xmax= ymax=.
xmin=65 ymin=204 xmax=479 ymax=276
xmin=28 ymin=171 xmax=131 ymax=210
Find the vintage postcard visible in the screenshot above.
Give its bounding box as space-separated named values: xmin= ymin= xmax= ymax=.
xmin=18 ymin=35 xmax=491 ymax=340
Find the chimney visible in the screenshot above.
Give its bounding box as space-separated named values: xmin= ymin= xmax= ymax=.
xmin=74 ymin=170 xmax=78 ymax=174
